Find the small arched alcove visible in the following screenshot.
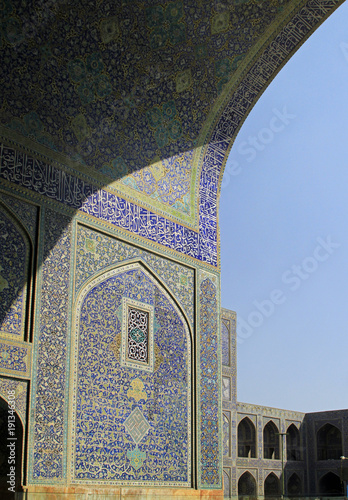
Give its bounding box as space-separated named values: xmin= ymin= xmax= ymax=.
xmin=264 ymin=472 xmax=281 ymax=498
xmin=238 ymin=471 xmax=257 ymax=498
xmin=287 ymin=472 xmax=302 ymax=497
xmin=319 ymin=471 xmax=343 ymax=496
xmin=317 ymin=423 xmax=342 ymax=460
xmin=287 ymin=424 xmax=301 ymax=461
xmin=238 ymin=417 xmax=256 ymax=458
xmin=263 ymin=421 xmax=280 ymax=460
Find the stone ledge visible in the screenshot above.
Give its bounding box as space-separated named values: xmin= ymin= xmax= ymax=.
xmin=24 ymin=485 xmax=224 ymax=499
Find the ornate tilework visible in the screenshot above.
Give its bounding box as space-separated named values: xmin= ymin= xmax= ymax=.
xmin=0 ymin=377 xmax=28 ymax=427
xmin=198 ymin=271 xmax=221 ymax=488
xmin=75 ymin=224 xmax=194 ymax=326
xmin=71 ymin=263 xmax=191 ymax=486
xmin=0 ymin=191 xmax=38 ymax=242
xmin=30 ymin=208 xmax=72 ymax=482
xmin=223 ymin=412 xmax=230 ymax=458
xmin=0 ymin=0 xmax=344 ymax=494
xmin=0 ymin=0 xmax=295 ymax=221
xmin=198 ymin=0 xmax=342 ymax=269
xmin=221 ymin=319 xmax=230 ymax=367
xmin=0 ymin=1 xmax=342 ymax=271
xmin=0 ymin=340 xmax=31 ymax=376
xmin=124 ymin=408 xmax=151 ymax=444
xmin=0 ymin=203 xmax=29 ymax=339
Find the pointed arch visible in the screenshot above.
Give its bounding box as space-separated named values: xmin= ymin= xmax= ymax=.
xmin=69 ymin=261 xmax=193 ymax=487
xmin=287 ymin=473 xmax=302 ymax=497
xmin=74 ymin=258 xmax=193 ymax=344
xmin=238 ymin=417 xmax=256 ymax=458
xmin=264 ymin=472 xmax=281 ymax=498
xmin=317 ymin=423 xmax=342 ymax=460
xmin=238 ymin=471 xmax=257 ymax=498
xmin=319 ymin=471 xmax=343 ymax=496
xmin=263 ymin=420 xmax=280 ymax=460
xmin=287 ymin=424 xmax=301 ymax=461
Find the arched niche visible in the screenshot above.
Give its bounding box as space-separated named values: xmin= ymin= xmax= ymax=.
xmin=238 ymin=417 xmax=256 ymax=458
xmin=263 ymin=420 xmax=280 ymax=460
xmin=264 ymin=472 xmax=281 ymax=498
xmin=317 ymin=423 xmax=342 ymax=460
xmin=287 ymin=424 xmax=301 ymax=461
xmin=287 ymin=472 xmax=302 ymax=497
xmin=238 ymin=471 xmax=257 ymax=498
xmin=319 ymin=471 xmax=343 ymax=496
xmin=0 ymin=202 xmax=32 ymax=341
xmin=69 ymin=261 xmax=192 ymax=487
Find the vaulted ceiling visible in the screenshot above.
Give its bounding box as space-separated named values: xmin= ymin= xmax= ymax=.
xmin=0 ymin=0 xmax=343 ymax=261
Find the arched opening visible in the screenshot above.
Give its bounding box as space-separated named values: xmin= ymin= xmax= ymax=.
xmin=264 ymin=472 xmax=280 ymax=498
xmin=317 ymin=423 xmax=342 ymax=460
xmin=263 ymin=421 xmax=279 ymax=460
xmin=238 ymin=417 xmax=256 ymax=458
xmin=0 ymin=396 xmax=24 ymax=498
xmin=287 ymin=424 xmax=301 ymax=461
xmin=287 ymin=473 xmax=302 ymax=497
xmin=238 ymin=471 xmax=257 ymax=498
xmin=319 ymin=472 xmax=343 ymax=496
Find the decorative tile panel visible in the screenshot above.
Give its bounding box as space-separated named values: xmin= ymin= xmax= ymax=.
xmin=0 ymin=377 xmax=28 ymax=427
xmin=0 ymin=340 xmax=31 ymax=377
xmin=198 ymin=270 xmax=221 ymax=488
xmin=30 ymin=208 xmax=72 ymax=482
xmin=124 ymin=408 xmax=151 ymax=444
xmin=221 ymin=319 xmax=230 ymax=367
xmin=71 ymin=263 xmax=191 ymax=486
xmin=0 ymin=191 xmax=38 ymax=243
xmin=0 ymin=203 xmax=30 ymax=340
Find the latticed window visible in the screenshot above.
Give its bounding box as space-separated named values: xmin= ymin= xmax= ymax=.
xmin=127 ymin=307 xmax=149 ymax=364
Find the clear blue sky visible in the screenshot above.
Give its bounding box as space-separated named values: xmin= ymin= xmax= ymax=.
xmin=220 ymin=1 xmax=348 ymax=413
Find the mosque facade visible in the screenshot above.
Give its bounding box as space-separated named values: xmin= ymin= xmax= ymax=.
xmin=0 ymin=0 xmax=346 ymax=498
xmin=221 ymin=308 xmax=348 ymax=499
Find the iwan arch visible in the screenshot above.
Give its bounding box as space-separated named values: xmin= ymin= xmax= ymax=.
xmin=0 ymin=0 xmax=344 ymax=498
